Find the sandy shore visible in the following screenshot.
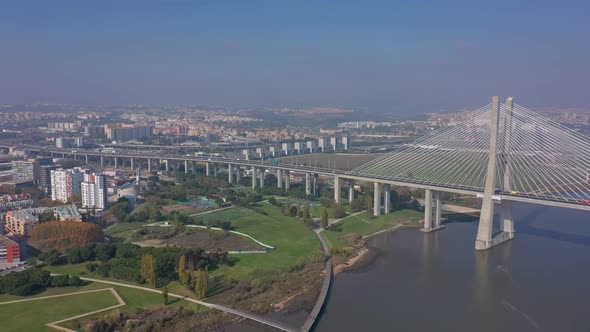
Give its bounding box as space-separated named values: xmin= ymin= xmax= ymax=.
xmin=334 ymin=248 xmax=369 ymax=274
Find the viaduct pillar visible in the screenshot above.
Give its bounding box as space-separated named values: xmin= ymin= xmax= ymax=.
xmin=130 ymin=157 xmax=135 ymax=171
xmin=205 ymin=162 xmax=211 ymax=176
xmin=100 ymin=156 xmax=104 ymax=167
xmin=228 ymin=164 xmax=234 ymax=183
xmin=235 ymin=165 xmax=240 ymax=183
xmin=383 ymin=184 xmax=391 ymax=214
xmin=259 ymin=168 xmax=265 ymax=188
xmin=277 ymin=169 xmax=282 ymax=189
xmin=251 ymin=167 xmax=258 ymax=189
xmin=147 ymin=159 xmax=152 ymax=173
xmin=373 ymin=182 xmax=382 ymax=216
xmin=184 ymin=160 xmax=189 ymax=174
xmin=284 ymin=171 xmax=290 ymax=190
xmin=213 ymin=164 xmax=218 ymax=177
xmin=305 ymin=173 xmax=311 ymax=196
xmin=85 ymin=154 xmax=89 ymax=164
xmin=114 ymin=157 xmax=118 ymax=169
xmin=348 ymin=182 xmax=354 ymax=202
xmin=334 ymin=176 xmax=340 ymax=204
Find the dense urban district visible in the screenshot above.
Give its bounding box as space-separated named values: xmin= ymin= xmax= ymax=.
xmin=0 ymin=104 xmax=587 ymax=331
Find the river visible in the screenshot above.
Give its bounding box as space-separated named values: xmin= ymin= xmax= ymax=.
xmin=314 ymin=202 xmax=590 ymax=332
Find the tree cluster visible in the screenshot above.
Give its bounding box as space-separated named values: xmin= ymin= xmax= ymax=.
xmin=0 ymin=268 xmax=80 ymax=296
xmin=31 ymin=220 xmax=104 ymax=252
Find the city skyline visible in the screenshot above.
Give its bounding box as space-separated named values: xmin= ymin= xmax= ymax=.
xmin=1 ymin=1 xmax=590 ymax=114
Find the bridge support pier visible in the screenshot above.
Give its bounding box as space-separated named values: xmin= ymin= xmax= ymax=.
xmin=114 ymin=157 xmax=118 ymax=169
xmin=147 ymin=159 xmax=152 ymax=173
xmin=85 ymin=154 xmax=89 ymax=164
xmin=334 ymin=176 xmax=340 ymax=204
xmin=349 ymin=182 xmax=354 ymax=202
xmin=228 ymin=164 xmax=234 ymax=183
xmin=100 ymin=156 xmax=104 ymax=167
xmin=164 ymin=160 xmax=169 ymax=172
xmin=421 ymin=190 xmax=445 ymax=232
xmin=184 ymin=160 xmax=189 ymax=174
xmin=206 ymin=162 xmax=211 ymax=176
xmin=130 ymin=157 xmax=135 ymax=171
xmin=213 ymin=164 xmax=218 ymax=177
xmin=259 ymin=168 xmax=265 ymax=188
xmin=277 ymin=169 xmax=282 ymax=189
xmin=373 ymin=182 xmax=382 ymax=216
xmin=383 ymin=184 xmax=390 ymax=213
xmin=235 ymin=165 xmax=240 ymax=183
xmin=251 ymin=167 xmax=257 ymax=189
xmin=284 ymin=171 xmax=290 ymax=190
xmin=305 ymin=173 xmax=311 ymax=196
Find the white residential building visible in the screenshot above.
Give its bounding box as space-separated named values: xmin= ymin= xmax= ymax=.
xmin=50 ymin=168 xmax=83 ymax=202
xmin=81 ymin=173 xmax=107 ymax=210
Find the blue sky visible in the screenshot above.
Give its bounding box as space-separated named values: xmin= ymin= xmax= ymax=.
xmin=1 ymin=1 xmax=589 ymax=114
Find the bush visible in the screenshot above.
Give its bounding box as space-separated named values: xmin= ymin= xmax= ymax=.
xmin=0 ymin=268 xmax=51 ymax=296
xmin=96 ymin=263 xmax=111 ymax=277
xmin=39 ymin=249 xmax=62 ymax=266
xmin=68 ymin=275 xmax=82 ymax=286
xmin=86 ymin=262 xmax=99 ymax=272
xmin=51 ymin=275 xmax=70 ymax=287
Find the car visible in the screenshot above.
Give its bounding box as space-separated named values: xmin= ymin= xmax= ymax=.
xmin=580 ymin=200 xmax=590 ymax=206
xmin=511 ymin=191 xmax=519 ymax=195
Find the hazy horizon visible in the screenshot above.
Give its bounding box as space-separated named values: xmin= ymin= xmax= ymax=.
xmin=2 ymin=1 xmax=590 ymax=115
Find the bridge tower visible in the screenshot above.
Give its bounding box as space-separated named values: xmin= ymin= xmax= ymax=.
xmin=475 ymin=96 xmax=515 ymax=250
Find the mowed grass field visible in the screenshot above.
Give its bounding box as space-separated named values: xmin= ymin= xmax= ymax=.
xmin=0 ymin=282 xmax=205 ymax=332
xmin=193 ymin=204 xmax=323 ymax=280
xmin=321 ymin=209 xmax=422 ymax=249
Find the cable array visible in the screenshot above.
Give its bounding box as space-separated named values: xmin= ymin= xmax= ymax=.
xmin=348 ymin=103 xmax=590 ymax=205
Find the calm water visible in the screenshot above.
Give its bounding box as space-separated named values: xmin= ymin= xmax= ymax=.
xmin=315 ymin=203 xmax=590 ymax=332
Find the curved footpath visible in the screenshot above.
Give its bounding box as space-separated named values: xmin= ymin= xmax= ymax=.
xmin=74 ymin=276 xmax=297 ymax=332
xmin=301 ymin=229 xmax=333 ymax=332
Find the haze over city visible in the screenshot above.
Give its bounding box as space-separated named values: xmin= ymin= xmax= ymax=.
xmin=2 ymin=1 xmax=590 ymax=114
xmin=1 ymin=2 xmax=590 ymax=332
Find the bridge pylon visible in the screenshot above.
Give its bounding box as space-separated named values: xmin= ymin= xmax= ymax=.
xmin=475 ymin=96 xmax=515 ymax=250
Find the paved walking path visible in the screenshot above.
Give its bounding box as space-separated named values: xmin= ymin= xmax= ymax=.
xmin=77 ymin=277 xmax=297 ymax=332
xmin=328 ymin=211 xmax=365 ymax=226
xmin=301 ymin=229 xmax=332 ymax=332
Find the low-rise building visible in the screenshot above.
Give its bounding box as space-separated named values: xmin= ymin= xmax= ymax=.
xmin=0 ymin=234 xmax=20 ymax=266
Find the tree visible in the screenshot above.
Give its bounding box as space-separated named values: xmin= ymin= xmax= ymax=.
xmin=177 ymin=255 xmax=190 ymax=287
xmin=303 ymin=205 xmax=311 ymax=222
xmin=268 ymin=196 xmax=277 ymax=206
xmin=140 ymin=254 xmax=157 ymax=287
xmin=321 ymin=207 xmax=329 ymax=229
xmin=31 ymin=220 xmax=104 ymax=252
xmin=297 ymin=204 xmax=303 ymax=219
xmin=39 ymin=249 xmax=61 ymax=266
xmin=161 ymin=286 xmax=168 ymax=305
xmin=195 ymin=269 xmax=209 ymax=299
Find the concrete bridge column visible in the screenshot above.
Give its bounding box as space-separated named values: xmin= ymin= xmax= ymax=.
xmin=284 ymin=171 xmax=290 ymax=190
xmin=251 ymin=167 xmax=258 ymax=189
xmin=114 ymin=157 xmax=118 ymax=169
xmin=305 ymin=173 xmax=311 ymax=195
xmin=373 ymin=182 xmax=382 ymax=216
xmin=165 ymin=160 xmax=169 ymax=172
xmin=130 ymin=157 xmax=135 ymax=171
xmin=348 ymin=181 xmax=354 ymax=202
xmin=205 ymin=162 xmax=211 ymax=176
xmin=85 ymin=154 xmax=89 ymax=164
xmin=228 ymin=164 xmax=234 ymax=183
xmin=259 ymin=168 xmax=265 ymax=188
xmin=434 ymin=192 xmax=442 ymax=228
xmin=147 ymin=159 xmax=152 ymax=173
xmin=383 ymin=184 xmax=390 ymax=213
xmin=334 ymin=175 xmax=340 ymax=204
xmin=421 ymin=189 xmax=433 ymax=231
xmin=277 ymin=169 xmax=282 ymax=189
xmin=100 ymin=156 xmax=104 ymax=167
xmin=235 ymin=165 xmax=240 ymax=183
xmin=213 ymin=164 xmax=218 ymax=177
xmin=184 ymin=160 xmax=189 ymax=174
xmin=192 ymin=161 xmax=197 ymax=174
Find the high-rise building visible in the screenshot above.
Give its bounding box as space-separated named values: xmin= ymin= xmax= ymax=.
xmin=317 ymin=137 xmax=329 ymax=152
xmin=11 ymin=159 xmax=40 ymax=184
xmin=330 ymin=137 xmax=339 ymax=151
xmin=281 ymin=142 xmax=293 ymax=155
xmin=55 ymin=137 xmax=67 ymax=149
xmin=50 ymin=168 xmax=83 ymax=202
xmin=306 ymin=140 xmax=318 ymax=153
xmin=81 ymin=172 xmax=107 ymax=210
xmin=39 ymin=165 xmax=59 ymax=194
xmin=104 ymin=125 xmax=153 ymax=142
xmin=74 ymin=137 xmax=85 ymax=147
xmin=341 ymin=135 xmax=350 ymax=150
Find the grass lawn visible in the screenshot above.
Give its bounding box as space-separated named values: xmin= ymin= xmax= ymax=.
xmin=0 ymin=287 xmax=118 ymax=332
xmin=195 ymin=204 xmax=323 ymax=280
xmin=0 ymin=281 xmax=206 ymax=332
xmin=310 ymin=203 xmax=352 ymax=219
xmin=321 ymin=209 xmax=422 ymax=249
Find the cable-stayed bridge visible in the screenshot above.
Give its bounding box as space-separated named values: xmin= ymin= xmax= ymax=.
xmin=21 ymin=96 xmax=590 ymax=250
